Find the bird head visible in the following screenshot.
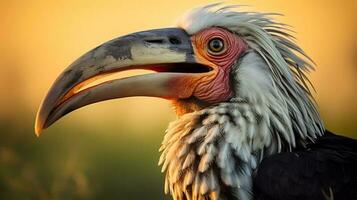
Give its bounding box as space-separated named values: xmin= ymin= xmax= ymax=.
xmin=35 ymin=4 xmax=323 ymax=142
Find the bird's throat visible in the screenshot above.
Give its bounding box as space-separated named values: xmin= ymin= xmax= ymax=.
xmin=171 ymin=98 xmax=211 ymax=116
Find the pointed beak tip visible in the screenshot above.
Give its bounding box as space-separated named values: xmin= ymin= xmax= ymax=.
xmin=35 ymin=132 xmax=41 ymax=137
xmin=34 ymin=122 xmax=42 ymax=137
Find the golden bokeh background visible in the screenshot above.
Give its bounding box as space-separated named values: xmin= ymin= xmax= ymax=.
xmin=0 ymin=0 xmax=356 ymax=199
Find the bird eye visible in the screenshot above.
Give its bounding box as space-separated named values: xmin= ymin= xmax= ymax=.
xmin=207 ymin=38 xmax=225 ymax=54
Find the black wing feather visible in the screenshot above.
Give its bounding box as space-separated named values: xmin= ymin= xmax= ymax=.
xmin=253 ymin=130 xmax=357 ymax=200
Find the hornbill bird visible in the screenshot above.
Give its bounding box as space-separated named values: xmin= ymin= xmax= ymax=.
xmin=35 ymin=4 xmax=357 ymax=200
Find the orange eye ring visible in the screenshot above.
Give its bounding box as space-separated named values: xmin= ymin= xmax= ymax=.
xmin=207 ymin=37 xmax=226 ymax=55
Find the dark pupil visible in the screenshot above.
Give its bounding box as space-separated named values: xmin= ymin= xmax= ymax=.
xmin=209 ymin=39 xmax=224 ymax=52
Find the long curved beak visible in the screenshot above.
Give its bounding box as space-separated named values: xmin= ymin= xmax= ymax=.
xmin=35 ymin=28 xmax=213 ymax=136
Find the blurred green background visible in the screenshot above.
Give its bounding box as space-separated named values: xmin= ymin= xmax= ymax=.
xmin=0 ymin=0 xmax=356 ymax=199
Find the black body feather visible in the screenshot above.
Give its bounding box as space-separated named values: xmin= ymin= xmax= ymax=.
xmin=253 ymin=130 xmax=357 ymax=200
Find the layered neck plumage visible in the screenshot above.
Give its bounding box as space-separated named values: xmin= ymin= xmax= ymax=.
xmin=160 ymin=95 xmax=322 ymax=200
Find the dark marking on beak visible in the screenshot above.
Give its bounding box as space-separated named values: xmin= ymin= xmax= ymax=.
xmin=106 ymin=35 xmax=136 ymax=60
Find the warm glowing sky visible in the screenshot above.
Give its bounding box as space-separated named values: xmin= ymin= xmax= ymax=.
xmin=0 ymin=0 xmax=356 ymax=135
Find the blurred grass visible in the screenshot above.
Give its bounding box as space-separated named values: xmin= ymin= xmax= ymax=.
xmin=0 ymin=110 xmax=355 ymax=200
xmin=0 ymin=115 xmax=172 ymax=200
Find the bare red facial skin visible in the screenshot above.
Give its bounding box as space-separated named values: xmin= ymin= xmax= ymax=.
xmin=191 ymin=27 xmax=247 ymax=103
